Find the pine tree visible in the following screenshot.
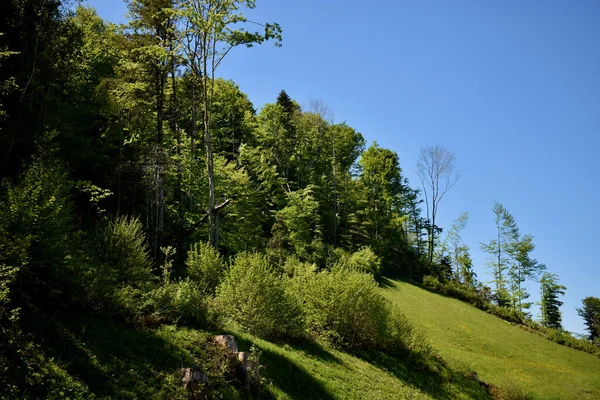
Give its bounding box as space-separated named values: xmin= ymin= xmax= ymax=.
xmin=539 ymin=272 xmax=566 ymax=330
xmin=577 ymin=296 xmax=600 ymax=341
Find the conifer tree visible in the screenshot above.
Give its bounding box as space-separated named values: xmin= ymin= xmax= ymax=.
xmin=539 ymin=272 xmax=566 ymax=330
xmin=577 ymin=296 xmax=600 ymax=341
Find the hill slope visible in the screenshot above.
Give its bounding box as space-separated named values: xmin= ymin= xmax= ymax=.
xmin=381 ymin=278 xmax=600 ymax=399
xmin=233 ymin=330 xmax=487 ymax=400
xmin=18 ymin=310 xmax=488 ymax=399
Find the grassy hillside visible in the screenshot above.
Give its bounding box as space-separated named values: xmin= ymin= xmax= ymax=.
xmin=381 ymin=278 xmax=600 ymax=400
xmin=18 ymin=309 xmax=488 ymax=399
xmin=232 ymin=330 xmax=487 ymax=400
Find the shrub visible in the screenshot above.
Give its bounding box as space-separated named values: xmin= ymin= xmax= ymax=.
xmin=186 ymin=242 xmax=226 ymax=295
xmin=216 ymin=252 xmax=303 ymax=339
xmin=116 ymin=279 xmax=207 ymax=328
xmin=334 ymin=246 xmax=381 ymax=275
xmin=0 ymin=157 xmax=75 ymax=306
xmin=289 ymin=267 xmax=388 ymax=350
xmin=422 ymin=275 xmax=443 ymax=291
xmin=98 ymin=215 xmax=154 ymax=288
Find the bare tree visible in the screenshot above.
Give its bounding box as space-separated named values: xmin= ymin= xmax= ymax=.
xmin=416 ymin=145 xmax=461 ymax=264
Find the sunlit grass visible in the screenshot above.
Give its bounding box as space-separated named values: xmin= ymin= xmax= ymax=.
xmin=381 ymin=278 xmax=600 ymax=399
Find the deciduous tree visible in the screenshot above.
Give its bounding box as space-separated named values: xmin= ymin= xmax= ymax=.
xmin=176 ymin=0 xmax=282 ymax=248
xmin=416 ymin=145 xmax=460 ymax=264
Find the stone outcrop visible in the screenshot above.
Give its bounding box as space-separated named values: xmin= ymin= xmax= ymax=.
xmin=213 ymin=334 xmax=239 ymax=353
xmin=212 ymin=335 xmax=261 ymax=389
xmin=180 ymin=368 xmax=209 ymax=400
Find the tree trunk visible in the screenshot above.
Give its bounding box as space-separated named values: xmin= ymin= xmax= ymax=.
xmin=202 ymin=75 xmax=217 ymax=247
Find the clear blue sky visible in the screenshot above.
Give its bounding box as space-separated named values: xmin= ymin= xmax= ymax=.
xmin=85 ymin=0 xmax=600 ymax=335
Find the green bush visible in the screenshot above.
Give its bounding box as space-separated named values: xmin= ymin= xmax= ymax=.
xmin=281 ymin=254 xmax=319 ymax=279
xmin=422 ymin=275 xmax=443 ymax=291
xmin=186 ymin=242 xmax=226 ymax=295
xmin=0 ymin=157 xmax=75 ymax=305
xmin=333 ymin=246 xmax=381 ymax=275
xmin=289 ymin=267 xmax=388 ymax=350
xmin=77 ymin=215 xmax=155 ymax=316
xmin=99 ymin=215 xmax=154 ymax=288
xmin=216 ymin=252 xmax=303 ymax=340
xmin=116 ymin=279 xmax=207 ymax=327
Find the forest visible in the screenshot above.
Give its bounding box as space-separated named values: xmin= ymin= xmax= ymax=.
xmin=1 ymin=0 xmax=599 ymax=398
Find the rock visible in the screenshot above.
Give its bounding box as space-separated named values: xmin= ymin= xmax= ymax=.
xmin=180 ymin=368 xmax=209 ymax=400
xmin=214 ymin=334 xmax=238 ymax=353
xmin=235 ymin=351 xmax=260 ymax=389
xmin=468 ymin=371 xmax=480 ymax=383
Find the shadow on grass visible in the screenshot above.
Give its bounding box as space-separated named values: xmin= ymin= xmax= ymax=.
xmin=233 ymin=334 xmax=335 ymax=399
xmin=21 ymin=308 xmax=187 ymax=398
xmin=355 ymin=349 xmax=489 ymax=400
xmin=260 ymin=346 xmax=334 ymax=400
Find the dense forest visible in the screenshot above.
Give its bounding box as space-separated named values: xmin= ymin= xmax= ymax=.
xmin=1 ymin=0 xmax=599 ymax=398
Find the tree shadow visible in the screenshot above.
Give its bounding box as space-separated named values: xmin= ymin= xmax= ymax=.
xmin=21 ymin=308 xmax=185 ymax=398
xmin=232 ymin=335 xmax=335 ymax=399
xmin=258 ymin=345 xmax=335 ymax=400
xmin=354 ymin=349 xmax=489 ymax=400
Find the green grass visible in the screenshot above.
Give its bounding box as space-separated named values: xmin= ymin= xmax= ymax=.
xmin=18 ymin=308 xmax=489 ymax=399
xmin=230 ymin=330 xmax=488 ymax=399
xmin=381 ymin=278 xmax=600 ymax=400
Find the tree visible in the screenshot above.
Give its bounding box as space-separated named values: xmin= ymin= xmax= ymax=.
xmin=456 ymin=245 xmax=476 ymax=287
xmin=126 ymin=0 xmax=175 ymax=256
xmin=480 ymin=202 xmax=518 ymax=307
xmin=358 ymin=143 xmax=402 ymax=251
xmin=577 ymin=296 xmax=600 ymax=341
xmin=176 ymin=0 xmax=282 ymax=248
xmin=416 ymin=145 xmax=460 ymax=264
xmin=438 ymin=211 xmax=468 ymax=282
xmin=509 ymin=235 xmax=545 ymax=313
xmin=539 ymin=272 xmax=566 ymax=330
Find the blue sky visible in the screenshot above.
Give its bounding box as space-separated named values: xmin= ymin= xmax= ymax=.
xmin=85 ymin=0 xmax=600 ymax=335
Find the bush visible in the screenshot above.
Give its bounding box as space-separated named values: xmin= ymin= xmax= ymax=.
xmin=216 ymin=252 xmax=303 ymax=340
xmin=98 ymin=215 xmax=154 ymax=288
xmin=422 ymin=275 xmax=443 ymax=291
xmin=186 ymin=242 xmax=226 ymax=295
xmin=0 ymin=157 xmax=75 ymax=306
xmin=115 ymin=279 xmax=207 ymax=328
xmin=289 ymin=267 xmax=388 ymax=350
xmin=333 ymin=246 xmax=381 ymax=275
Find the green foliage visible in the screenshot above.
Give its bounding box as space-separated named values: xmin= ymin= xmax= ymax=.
xmin=480 ymin=202 xmax=518 ymax=308
xmin=216 ymin=252 xmax=303 ymax=339
xmin=577 ymin=296 xmax=600 ymax=342
xmin=98 ymin=215 xmax=154 ymax=288
xmin=270 ymin=186 xmax=323 ymax=263
xmin=281 ymin=254 xmax=314 ymax=278
xmin=0 ymin=153 xmax=76 ymax=306
xmin=289 ymin=267 xmax=388 ymax=350
xmin=186 ymin=241 xmax=226 ymax=294
xmin=481 ymin=203 xmax=544 ymax=312
xmin=333 ymin=246 xmax=381 ymax=275
xmin=539 ymin=272 xmax=566 ymax=330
